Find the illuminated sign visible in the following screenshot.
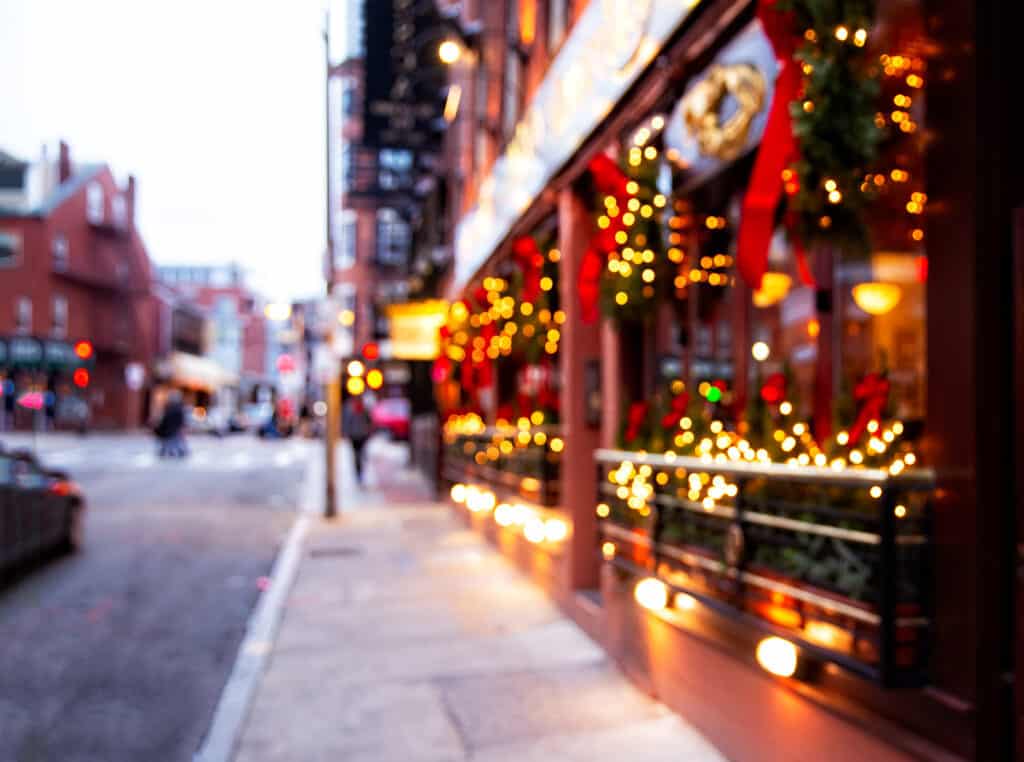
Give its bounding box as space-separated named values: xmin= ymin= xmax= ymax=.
xmin=387 ymin=300 xmax=449 ymax=360
xmin=450 ymin=0 xmax=702 ymax=295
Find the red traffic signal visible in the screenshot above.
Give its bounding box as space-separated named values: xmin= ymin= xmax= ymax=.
xmin=73 ymin=368 xmax=90 ymax=388
xmin=74 ymin=341 xmax=94 ymax=360
xmin=361 ymin=342 xmax=380 ymax=361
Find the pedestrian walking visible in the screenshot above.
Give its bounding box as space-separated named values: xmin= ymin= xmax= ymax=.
xmin=154 ymin=391 xmax=188 ymax=457
xmin=342 ymin=396 xmax=372 ymax=486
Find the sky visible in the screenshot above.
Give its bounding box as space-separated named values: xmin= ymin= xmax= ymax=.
xmin=0 ymin=0 xmax=347 ymax=302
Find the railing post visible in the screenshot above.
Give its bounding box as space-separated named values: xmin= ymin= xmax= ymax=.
xmin=878 ymin=481 xmax=897 ymax=688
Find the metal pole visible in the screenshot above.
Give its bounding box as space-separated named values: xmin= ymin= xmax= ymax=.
xmin=323 ymin=9 xmax=338 ymax=519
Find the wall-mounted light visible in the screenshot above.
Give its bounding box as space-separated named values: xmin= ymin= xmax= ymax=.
xmin=852 ymin=282 xmax=902 ymax=315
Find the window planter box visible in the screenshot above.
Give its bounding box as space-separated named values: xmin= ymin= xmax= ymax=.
xmin=596 ymin=448 xmax=934 ymax=688
xmin=442 ymin=426 xmax=563 ymax=506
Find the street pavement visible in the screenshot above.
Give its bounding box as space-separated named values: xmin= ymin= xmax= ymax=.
xmin=233 ymin=474 xmax=726 ymax=761
xmin=0 ymin=431 xmax=313 ymax=762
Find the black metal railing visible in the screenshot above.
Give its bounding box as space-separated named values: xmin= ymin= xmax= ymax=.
xmin=595 ymin=448 xmax=934 ymax=688
xmin=442 ymin=425 xmax=563 ymax=506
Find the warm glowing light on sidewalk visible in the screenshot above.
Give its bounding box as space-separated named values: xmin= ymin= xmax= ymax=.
xmin=634 ymin=578 xmax=669 ymax=611
xmin=756 ymin=637 xmax=799 ymax=677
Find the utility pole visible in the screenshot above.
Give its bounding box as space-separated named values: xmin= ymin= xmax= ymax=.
xmin=323 ymin=7 xmax=339 ymax=519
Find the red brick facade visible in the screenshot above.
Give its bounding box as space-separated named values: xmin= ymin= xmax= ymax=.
xmin=0 ymin=145 xmax=155 ymax=429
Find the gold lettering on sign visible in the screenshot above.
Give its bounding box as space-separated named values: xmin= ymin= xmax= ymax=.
xmin=681 ymin=64 xmax=766 ymax=161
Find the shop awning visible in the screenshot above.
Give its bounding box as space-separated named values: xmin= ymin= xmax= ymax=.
xmin=158 ymin=351 xmax=238 ymax=393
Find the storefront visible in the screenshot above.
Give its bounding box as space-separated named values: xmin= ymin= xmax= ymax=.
xmin=0 ymin=336 xmax=95 ymax=431
xmin=437 ymin=0 xmax=1020 ymax=759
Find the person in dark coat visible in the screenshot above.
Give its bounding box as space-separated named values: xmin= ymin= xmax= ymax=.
xmin=342 ymin=396 xmax=372 ymax=485
xmin=155 ymin=391 xmax=188 ymax=457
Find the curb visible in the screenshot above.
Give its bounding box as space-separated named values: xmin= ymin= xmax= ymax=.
xmin=194 ymin=455 xmax=321 ymax=761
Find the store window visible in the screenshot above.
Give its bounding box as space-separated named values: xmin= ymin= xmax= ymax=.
xmin=51 ymin=295 xmax=68 ymax=339
xmin=378 ymin=148 xmax=413 ymax=191
xmin=52 ymin=234 xmax=69 ymax=271
xmin=15 ymin=297 xmax=31 ymax=334
xmin=376 ymin=208 xmax=410 ymax=267
xmin=547 ymin=0 xmax=568 ymax=52
xmin=336 ymin=209 xmax=358 ymax=270
xmin=501 ymin=49 xmax=521 ymax=144
xmin=86 ymin=182 xmax=104 ymax=224
xmin=0 ymin=231 xmax=20 ymax=267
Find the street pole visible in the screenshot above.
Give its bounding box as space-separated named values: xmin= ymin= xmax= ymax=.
xmin=323 ymin=9 xmax=338 ymax=519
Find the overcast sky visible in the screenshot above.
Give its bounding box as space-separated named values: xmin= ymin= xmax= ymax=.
xmin=0 ymin=0 xmax=346 ymax=302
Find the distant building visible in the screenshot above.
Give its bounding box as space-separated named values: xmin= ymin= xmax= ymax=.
xmin=0 ymin=141 xmax=155 ymax=429
xmin=155 ymin=264 xmax=273 ymax=411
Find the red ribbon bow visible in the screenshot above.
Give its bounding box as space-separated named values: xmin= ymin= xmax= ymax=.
xmin=848 ymin=373 xmax=890 ymax=443
xmin=512 ymin=236 xmax=544 ymax=304
xmin=737 ymin=0 xmax=816 ymax=291
xmin=624 ymin=401 xmax=649 ymax=445
xmin=760 ymin=372 xmax=787 ymax=404
xmin=661 ymin=390 xmax=690 ymax=430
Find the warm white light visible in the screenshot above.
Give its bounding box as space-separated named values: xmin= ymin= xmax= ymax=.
xmin=543 ymin=518 xmax=569 ymax=543
xmin=674 ymin=592 xmax=697 ymax=611
xmin=450 ymin=483 xmax=467 ymax=503
xmin=751 ymin=342 xmax=771 ymax=362
xmin=634 ymin=578 xmax=669 ymax=611
xmin=601 ymin=541 xmax=616 ymax=560
xmin=524 ymin=517 xmax=546 ymax=544
xmin=756 ymin=636 xmax=799 ymax=678
xmin=264 ymin=302 xmax=292 ymax=322
xmin=852 ymin=282 xmax=902 ymax=316
xmin=494 ymin=503 xmax=515 ymax=526
xmin=752 ymin=272 xmax=792 ymax=308
xmin=438 ymin=39 xmax=462 ymax=64
xmin=347 ymin=360 xmax=365 ymax=377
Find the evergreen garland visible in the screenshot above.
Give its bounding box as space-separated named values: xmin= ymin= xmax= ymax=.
xmin=778 ymin=0 xmax=882 ymax=256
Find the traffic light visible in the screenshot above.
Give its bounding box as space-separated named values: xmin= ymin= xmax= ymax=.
xmin=74 ymin=341 xmax=93 ymax=360
xmin=361 ymin=342 xmax=380 ymax=361
xmin=73 ymin=368 xmax=90 ymax=388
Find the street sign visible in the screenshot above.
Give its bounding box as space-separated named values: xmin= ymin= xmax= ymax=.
xmin=125 ymin=362 xmax=145 ymax=391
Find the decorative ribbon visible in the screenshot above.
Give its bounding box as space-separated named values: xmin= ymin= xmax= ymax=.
xmin=512 ymin=236 xmax=544 ymax=304
xmin=848 ymin=373 xmax=890 ymax=443
xmin=579 ymin=154 xmax=631 ymax=324
xmin=624 ymin=401 xmax=649 ymax=445
xmin=661 ymin=390 xmax=690 ymax=431
xmin=737 ymin=0 xmax=814 ymax=291
xmin=760 ymin=372 xmax=787 ymax=404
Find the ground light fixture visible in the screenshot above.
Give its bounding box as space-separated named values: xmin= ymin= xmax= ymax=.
xmin=755 ymin=636 xmax=799 ymax=678
xmin=450 ymin=483 xmax=467 ymax=503
xmin=438 ymin=38 xmax=462 ymax=64
xmin=634 ymin=578 xmax=670 ymax=611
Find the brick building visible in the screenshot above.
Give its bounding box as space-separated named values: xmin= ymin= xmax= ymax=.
xmin=429 ymin=0 xmax=1023 ymax=759
xmin=156 ymin=264 xmax=273 ymax=410
xmin=327 ymin=0 xmax=449 ymax=359
xmin=0 ymin=142 xmax=156 ymax=429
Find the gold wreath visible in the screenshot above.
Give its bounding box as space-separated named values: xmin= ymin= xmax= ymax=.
xmin=682 ymin=63 xmax=766 ymax=162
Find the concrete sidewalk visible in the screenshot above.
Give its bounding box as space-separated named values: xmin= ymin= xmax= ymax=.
xmin=229 ymin=449 xmax=726 ymax=761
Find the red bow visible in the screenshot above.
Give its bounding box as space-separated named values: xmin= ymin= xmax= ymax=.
xmin=624 ymin=401 xmax=649 ymax=445
xmin=579 ymin=154 xmax=631 ymax=324
xmin=512 ymin=237 xmax=544 ymax=304
xmin=737 ymin=0 xmax=815 ymax=291
xmin=848 ymin=373 xmax=890 ymax=443
xmin=760 ymin=372 xmax=787 ymax=404
xmin=661 ymin=390 xmax=690 ymax=430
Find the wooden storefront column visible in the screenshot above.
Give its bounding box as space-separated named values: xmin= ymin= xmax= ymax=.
xmin=557 ymin=185 xmax=602 ymax=591
xmin=924 ymin=0 xmax=1020 ymax=757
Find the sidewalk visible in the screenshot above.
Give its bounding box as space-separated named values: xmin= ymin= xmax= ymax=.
xmin=229 ymin=441 xmax=727 ymax=761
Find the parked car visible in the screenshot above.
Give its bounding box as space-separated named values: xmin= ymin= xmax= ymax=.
xmin=371 ymin=397 xmax=411 ymax=440
xmin=0 ymin=447 xmax=85 ymax=576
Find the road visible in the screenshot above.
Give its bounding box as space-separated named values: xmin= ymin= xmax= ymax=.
xmin=0 ymin=432 xmax=312 ymax=762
